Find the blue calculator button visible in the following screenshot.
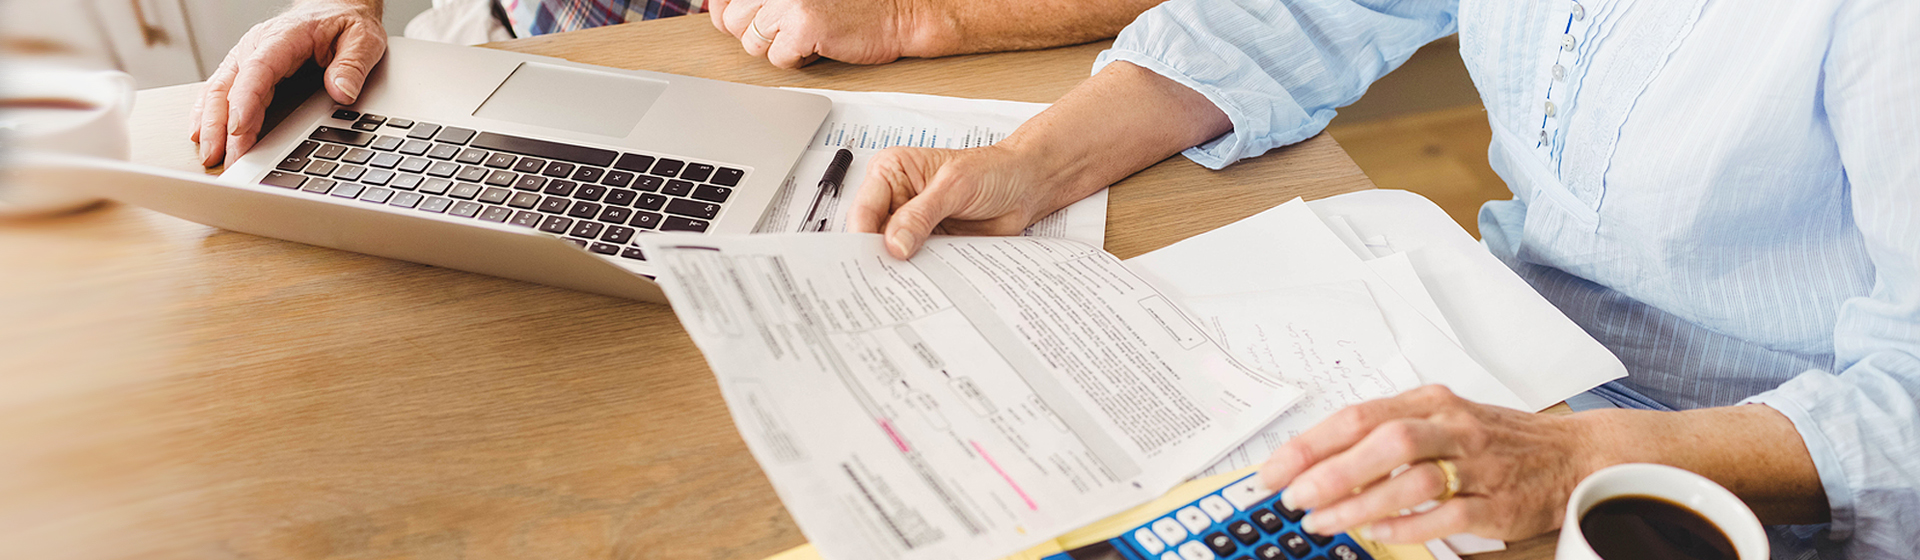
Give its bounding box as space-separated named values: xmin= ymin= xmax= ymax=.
xmin=1199 ymin=495 xmax=1236 ymax=521
xmin=1153 ymin=517 xmax=1191 ymax=544
xmin=1275 ymin=502 xmax=1306 ymax=522
xmin=1176 ymin=541 xmax=1216 ymax=560
xmin=1253 ymin=543 xmax=1285 ymax=560
xmin=1228 ymin=520 xmax=1260 ymax=544
xmin=1328 ymin=544 xmax=1362 ymax=560
xmin=1204 ymin=532 xmax=1238 ymax=556
xmin=1135 ymin=527 xmax=1168 ymax=554
xmin=1278 ymin=532 xmax=1312 ymax=557
xmin=1306 ymin=532 xmax=1333 ymax=546
xmin=1251 ymin=509 xmax=1286 ymax=533
xmin=1176 ymin=506 xmax=1213 ymax=533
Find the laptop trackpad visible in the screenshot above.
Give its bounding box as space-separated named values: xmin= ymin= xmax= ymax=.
xmin=473 ymin=62 xmax=666 ymax=138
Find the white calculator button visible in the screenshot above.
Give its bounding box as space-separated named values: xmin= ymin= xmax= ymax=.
xmin=1198 ymin=495 xmax=1235 ymax=522
xmin=1178 ymin=541 xmax=1217 ymax=560
xmin=1176 ymin=506 xmax=1212 ymax=533
xmin=1222 ymin=477 xmax=1274 ymax=511
xmin=1161 ymin=552 xmax=1182 ymax=560
xmin=1134 ymin=528 xmax=1167 ymax=554
xmin=1152 ymin=517 xmax=1189 ymax=545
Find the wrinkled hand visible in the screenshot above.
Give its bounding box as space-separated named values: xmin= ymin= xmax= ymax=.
xmin=708 ymin=0 xmax=938 ymax=68
xmin=1261 ymin=385 xmax=1601 ymax=544
xmin=190 ymin=0 xmax=385 ymax=168
xmin=848 ymin=145 xmax=1071 ymax=259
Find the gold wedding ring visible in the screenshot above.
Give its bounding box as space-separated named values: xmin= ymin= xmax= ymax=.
xmin=1432 ymin=458 xmax=1462 ymax=502
xmin=748 ymin=21 xmax=775 ymax=44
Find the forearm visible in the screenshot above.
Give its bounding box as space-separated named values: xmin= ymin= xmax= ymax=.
xmin=1000 ymin=61 xmax=1230 ymax=212
xmin=909 ymin=0 xmax=1162 ymax=56
xmin=1576 ymin=404 xmax=1829 ymax=524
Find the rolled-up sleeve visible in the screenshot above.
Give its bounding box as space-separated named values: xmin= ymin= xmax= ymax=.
xmin=1740 ymin=0 xmax=1920 ymax=557
xmin=1093 ymin=0 xmax=1459 ymax=169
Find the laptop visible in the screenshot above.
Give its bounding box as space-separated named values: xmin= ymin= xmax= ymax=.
xmin=158 ymin=37 xmax=828 ymax=302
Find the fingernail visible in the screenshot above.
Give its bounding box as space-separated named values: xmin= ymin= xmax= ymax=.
xmin=334 ymin=76 xmax=360 ymax=103
xmin=1281 ymin=486 xmax=1314 ymax=511
xmin=887 ymin=231 xmax=912 ymax=257
xmin=1359 ymin=523 xmax=1389 ymax=542
xmin=1301 ymin=512 xmax=1335 ymax=535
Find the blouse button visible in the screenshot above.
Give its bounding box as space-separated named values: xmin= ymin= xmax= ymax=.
xmin=1572 ymin=2 xmax=1587 ymax=21
xmin=1553 ymin=64 xmax=1566 ymax=80
xmin=1545 ymin=101 xmax=1558 ymax=117
xmin=1540 ymin=130 xmax=1550 ymax=144
xmin=1562 ymin=34 xmax=1577 ymax=51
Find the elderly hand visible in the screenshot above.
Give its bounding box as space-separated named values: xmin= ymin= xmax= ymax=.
xmin=847 ymin=145 xmax=1074 ymax=259
xmin=707 ymin=0 xmax=942 ymax=68
xmin=189 ymin=0 xmax=385 ymax=169
xmin=1260 ymin=385 xmax=1603 ymax=544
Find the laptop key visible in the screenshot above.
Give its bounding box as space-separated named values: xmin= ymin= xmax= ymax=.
xmin=329 ymin=182 xmax=365 ymax=198
xmin=426 ymin=161 xmax=459 ymax=178
xmin=512 ymin=157 xmax=546 ymax=174
xmin=419 ymin=178 xmax=453 ymax=195
xmin=407 ymin=123 xmax=441 ymax=140
xmin=604 ymin=188 xmax=637 ymax=207
xmin=370 ymin=135 xmax=404 ymax=151
xmin=681 ymin=163 xmax=715 ymax=182
xmin=665 ymin=198 xmax=721 ymax=219
xmin=290 ymin=140 xmax=321 ymax=159
xmin=301 ymin=178 xmax=336 ymax=194
xmin=398 ymin=139 xmax=431 ymax=155
xmin=483 ymin=169 xmax=517 ymax=187
xmin=310 ymin=126 xmax=373 ymax=146
xmin=369 ymin=153 xmax=403 ymax=169
xmin=537 ymin=215 xmax=573 ymax=234
xmin=479 ymin=206 xmax=513 ymax=223
xmin=710 ymin=167 xmax=744 ymax=186
xmin=313 ymin=143 xmax=346 ymax=160
xmin=692 ymin=185 xmax=732 ymax=203
xmin=261 ymin=171 xmax=306 ymax=189
xmin=562 ymin=238 xmax=589 ymax=249
xmin=478 ymin=187 xmax=512 ymax=204
xmin=613 ymin=153 xmax=654 ymax=172
xmin=601 ymin=225 xmax=634 ymax=244
xmin=358 ymin=187 xmax=393 ymax=203
xmin=390 ymin=174 xmax=424 ymax=190
xmin=598 ymin=206 xmax=633 ymax=224
xmin=331 ymin=109 xmax=359 ymax=121
xmin=514 ymin=175 xmax=547 ymax=191
xmin=571 ymin=166 xmax=604 ymax=183
xmin=568 ymin=221 xmax=604 ymax=239
xmin=342 ymin=148 xmax=374 ymax=164
xmin=541 ymin=161 xmax=575 ymax=178
xmin=566 ymin=201 xmax=602 ymax=219
xmin=471 ymin=132 xmax=617 ymax=167
xmin=456 ymin=165 xmax=489 ymax=183
xmin=507 ymin=192 xmax=542 ymax=209
xmin=542 ymin=179 xmax=577 ymax=196
xmin=589 ymin=242 xmax=620 ymax=255
xmin=387 ymin=118 xmax=414 ymax=129
xmin=304 ymin=160 xmax=339 ymax=176
xmin=635 ymin=193 xmax=666 ymax=210
xmin=448 ymin=183 xmax=483 ymax=200
xmin=629 ymin=211 xmax=663 ymax=229
xmin=538 ymin=196 xmax=572 ymax=213
xmin=389 ymin=191 xmax=424 ymax=208
xmin=351 ymin=120 xmax=380 ymax=132
xmin=509 ymin=210 xmax=543 ymax=228
xmin=632 ymin=175 xmax=664 ymax=192
xmin=649 ymin=158 xmax=684 ymax=177
xmin=332 ymin=165 xmax=366 ymax=182
xmin=620 ymin=246 xmax=647 ymax=260
xmin=356 ymin=114 xmax=387 ymax=126
xmin=602 ymin=170 xmax=635 ymax=188
xmin=449 ymin=201 xmax=484 ymax=218
xmin=398 ymin=157 xmax=431 ymax=173
xmin=574 ymin=184 xmax=606 ymax=201
xmin=277 ymin=156 xmax=310 ymax=172
xmin=434 ymin=126 xmax=477 ymax=145
xmin=662 ymin=179 xmax=694 ymax=197
xmin=456 ymin=148 xmax=489 ymax=164
xmin=485 ymin=152 xmax=518 ymax=168
xmin=426 ymin=143 xmax=461 ymax=160
xmin=660 ymin=216 xmax=710 ymax=232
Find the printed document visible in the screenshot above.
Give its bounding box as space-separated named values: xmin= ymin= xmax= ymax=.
xmin=640 ymin=233 xmax=1305 ymax=560
xmin=754 ymin=88 xmax=1108 ymax=247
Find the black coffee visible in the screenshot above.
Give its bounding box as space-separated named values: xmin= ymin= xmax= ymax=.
xmin=1580 ymin=495 xmax=1736 ymax=560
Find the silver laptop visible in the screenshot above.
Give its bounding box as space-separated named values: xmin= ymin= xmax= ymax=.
xmin=155 ymin=37 xmax=828 ymax=302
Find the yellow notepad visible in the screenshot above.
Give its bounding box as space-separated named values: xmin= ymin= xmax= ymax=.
xmin=761 ymin=466 xmax=1435 ymax=560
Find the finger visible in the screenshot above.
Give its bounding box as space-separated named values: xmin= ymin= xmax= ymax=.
xmin=188 ymin=82 xmax=207 ymax=142
xmin=766 ymin=33 xmax=815 ymax=69
xmin=720 ymin=0 xmax=764 ymax=38
xmin=322 ymin=22 xmax=385 ymax=105
xmin=1286 ymin=419 xmax=1456 ymax=512
xmin=223 ymin=40 xmax=305 ymax=167
xmin=1356 ymin=496 xmax=1492 ymax=545
xmin=882 ymin=167 xmax=973 ymax=259
xmin=196 ymin=64 xmax=240 ymax=167
xmin=739 ymin=18 xmax=774 ymax=59
xmin=1300 ymin=460 xmax=1452 ymax=536
xmin=848 ymin=153 xmax=907 ymax=234
xmin=1260 ymin=389 xmax=1451 ymax=493
xmin=708 ymin=0 xmax=731 ymax=32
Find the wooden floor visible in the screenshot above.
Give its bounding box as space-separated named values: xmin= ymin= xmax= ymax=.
xmin=1327 ymin=106 xmax=1507 ymax=239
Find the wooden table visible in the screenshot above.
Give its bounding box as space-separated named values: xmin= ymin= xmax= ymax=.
xmin=0 ymin=15 xmax=1549 ymax=560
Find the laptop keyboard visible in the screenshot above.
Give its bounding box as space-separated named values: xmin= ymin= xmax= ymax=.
xmin=255 ymin=109 xmax=749 ymax=262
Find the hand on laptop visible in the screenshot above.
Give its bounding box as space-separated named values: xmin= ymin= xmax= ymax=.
xmin=709 ymin=0 xmax=1164 ymax=68
xmin=190 ymin=0 xmax=386 ymax=169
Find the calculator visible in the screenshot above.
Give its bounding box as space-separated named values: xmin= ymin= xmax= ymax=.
xmin=1043 ymin=472 xmax=1372 ymax=560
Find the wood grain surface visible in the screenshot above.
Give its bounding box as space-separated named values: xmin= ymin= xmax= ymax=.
xmin=0 ymin=15 xmax=1431 ymax=560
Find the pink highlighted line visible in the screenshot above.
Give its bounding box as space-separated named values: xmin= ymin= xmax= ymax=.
xmin=878 ymin=418 xmax=910 ymax=453
xmin=971 ymin=440 xmax=1037 ymax=510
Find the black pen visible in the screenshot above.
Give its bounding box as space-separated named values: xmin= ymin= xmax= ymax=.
xmin=800 ymin=148 xmax=854 ymax=232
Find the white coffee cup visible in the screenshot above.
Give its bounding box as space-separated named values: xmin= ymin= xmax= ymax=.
xmin=1557 ymin=463 xmax=1768 ymax=559
xmin=0 ymin=64 xmax=137 ymax=216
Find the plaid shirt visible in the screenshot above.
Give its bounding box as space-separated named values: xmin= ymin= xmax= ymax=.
xmin=500 ymin=0 xmax=707 ymax=37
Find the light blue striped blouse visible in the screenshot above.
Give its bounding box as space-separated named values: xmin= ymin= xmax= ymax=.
xmin=1093 ymin=0 xmax=1920 ymax=557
